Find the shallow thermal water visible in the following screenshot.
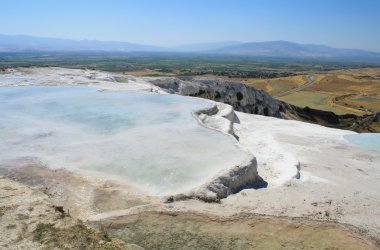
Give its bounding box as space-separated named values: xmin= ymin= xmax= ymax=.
xmin=0 ymin=86 xmax=247 ymax=194
xmin=344 ymin=133 xmax=380 ymax=151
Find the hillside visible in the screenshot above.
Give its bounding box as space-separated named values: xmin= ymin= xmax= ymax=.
xmin=213 ymin=41 xmax=380 ymax=60
xmin=1 ymin=34 xmax=380 ymax=62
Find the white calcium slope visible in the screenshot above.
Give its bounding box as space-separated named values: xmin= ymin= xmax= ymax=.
xmin=213 ymin=112 xmax=380 ymax=239
xmin=233 ymin=112 xmax=301 ymax=186
xmin=233 ymin=112 xmax=356 ymax=185
xmin=0 ymin=67 xmax=164 ymax=92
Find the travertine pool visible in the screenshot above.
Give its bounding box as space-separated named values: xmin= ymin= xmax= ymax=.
xmin=0 ymin=86 xmax=248 ymax=194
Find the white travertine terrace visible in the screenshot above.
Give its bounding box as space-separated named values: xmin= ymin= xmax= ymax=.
xmin=0 ymin=68 xmax=259 ymax=199
xmin=2 ymin=68 xmax=380 ymax=240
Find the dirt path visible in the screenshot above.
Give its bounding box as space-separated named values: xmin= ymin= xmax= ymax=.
xmin=330 ymin=93 xmax=374 ymax=115
xmin=275 ymin=74 xmax=315 ymax=98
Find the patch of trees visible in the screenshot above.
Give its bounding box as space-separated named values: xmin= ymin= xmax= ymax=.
xmin=176 ymin=69 xmax=295 ymax=78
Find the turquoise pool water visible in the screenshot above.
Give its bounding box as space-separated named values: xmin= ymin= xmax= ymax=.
xmin=344 ymin=133 xmax=380 ymax=151
xmin=0 ymin=86 xmax=247 ymax=194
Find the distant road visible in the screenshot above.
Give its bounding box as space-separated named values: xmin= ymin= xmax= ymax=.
xmin=275 ymin=74 xmax=315 ymax=98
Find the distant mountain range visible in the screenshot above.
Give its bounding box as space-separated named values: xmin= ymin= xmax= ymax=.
xmin=1 ymin=34 xmax=380 ymax=61
xmin=170 ymin=41 xmax=241 ymax=52
xmin=212 ymin=40 xmax=380 ymax=59
xmin=0 ymin=34 xmax=162 ymax=52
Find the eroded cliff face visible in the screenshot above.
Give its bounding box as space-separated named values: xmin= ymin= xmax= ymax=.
xmin=149 ymin=77 xmax=288 ymax=118
xmin=148 ymin=77 xmax=379 ymax=132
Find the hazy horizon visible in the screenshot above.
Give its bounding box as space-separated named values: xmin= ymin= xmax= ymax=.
xmin=1 ymin=0 xmax=380 ymax=52
xmin=2 ymin=33 xmax=380 ymax=53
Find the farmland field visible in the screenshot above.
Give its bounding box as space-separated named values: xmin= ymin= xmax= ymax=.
xmin=246 ymin=68 xmax=380 ymax=115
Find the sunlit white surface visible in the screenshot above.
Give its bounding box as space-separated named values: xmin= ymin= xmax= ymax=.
xmin=0 ymin=86 xmax=247 ymax=194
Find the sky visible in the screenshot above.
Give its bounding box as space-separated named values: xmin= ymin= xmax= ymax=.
xmin=1 ymin=0 xmax=380 ymax=51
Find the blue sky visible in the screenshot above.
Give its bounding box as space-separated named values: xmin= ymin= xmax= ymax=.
xmin=1 ymin=0 xmax=380 ymax=51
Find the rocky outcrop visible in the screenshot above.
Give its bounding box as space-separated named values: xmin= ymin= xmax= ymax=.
xmin=149 ymin=77 xmax=380 ymax=132
xmin=290 ymin=106 xmax=380 ymax=132
xmin=167 ymin=157 xmax=262 ymax=203
xmin=149 ymin=77 xmax=288 ymax=118
xmin=195 ymin=156 xmax=260 ymax=202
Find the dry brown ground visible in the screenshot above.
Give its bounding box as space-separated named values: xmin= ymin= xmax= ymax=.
xmin=2 ymin=172 xmax=378 ymax=250
xmin=243 ymin=68 xmax=380 ymax=115
xmin=0 ymin=176 xmax=140 ymax=250
xmin=242 ymin=75 xmax=306 ymax=96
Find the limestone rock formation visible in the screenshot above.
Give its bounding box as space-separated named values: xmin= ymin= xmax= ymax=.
xmin=149 ymin=77 xmax=289 ymax=118
xmin=167 ymin=156 xmax=261 ymax=203
xmin=166 ymin=102 xmax=263 ymax=202
xmin=148 ymin=77 xmax=380 ymax=132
